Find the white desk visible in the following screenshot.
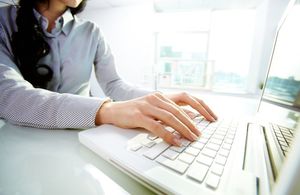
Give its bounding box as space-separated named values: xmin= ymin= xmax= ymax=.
xmin=0 ymin=120 xmax=155 ymax=195
xmin=0 ymin=94 xmax=259 ymax=195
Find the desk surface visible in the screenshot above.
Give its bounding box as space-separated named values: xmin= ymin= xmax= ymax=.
xmin=0 ymin=94 xmax=259 ymax=195
xmin=0 ymin=120 xmax=155 ymax=195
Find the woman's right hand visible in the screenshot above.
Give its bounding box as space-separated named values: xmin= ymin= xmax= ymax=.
xmin=95 ymin=92 xmax=213 ymax=146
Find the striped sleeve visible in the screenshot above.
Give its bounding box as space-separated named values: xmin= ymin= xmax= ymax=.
xmin=0 ymin=25 xmax=103 ymax=129
xmin=0 ymin=64 xmax=104 ymax=129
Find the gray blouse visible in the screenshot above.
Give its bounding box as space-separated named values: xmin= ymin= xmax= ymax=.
xmin=0 ymin=6 xmax=150 ymax=129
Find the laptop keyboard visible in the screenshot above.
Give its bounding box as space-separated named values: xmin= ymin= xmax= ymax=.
xmin=129 ymin=117 xmax=238 ymax=190
xmin=271 ymin=123 xmax=294 ymax=156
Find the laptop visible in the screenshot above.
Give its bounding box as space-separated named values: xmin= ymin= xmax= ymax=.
xmin=79 ymin=0 xmax=300 ymax=194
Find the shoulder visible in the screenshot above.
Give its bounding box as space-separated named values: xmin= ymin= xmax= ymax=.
xmin=0 ymin=5 xmax=17 ymax=26
xmin=73 ymin=16 xmax=103 ymax=37
xmin=0 ymin=5 xmax=18 ymax=39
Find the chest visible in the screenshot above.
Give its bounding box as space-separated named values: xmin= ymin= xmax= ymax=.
xmin=38 ymin=27 xmax=99 ymax=92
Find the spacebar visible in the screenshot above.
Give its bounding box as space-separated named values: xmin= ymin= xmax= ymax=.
xmin=143 ymin=142 xmax=170 ymax=160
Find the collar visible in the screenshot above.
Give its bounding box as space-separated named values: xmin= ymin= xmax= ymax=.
xmin=61 ymin=9 xmax=73 ymax=36
xmin=33 ymin=8 xmax=74 ymax=37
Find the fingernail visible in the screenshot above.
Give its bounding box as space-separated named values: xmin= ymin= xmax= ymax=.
xmin=173 ymin=137 xmax=182 ymax=147
xmin=191 ymin=133 xmax=198 ymax=141
xmin=192 ymin=125 xmax=201 ymax=136
xmin=195 ymin=129 xmax=201 ymax=136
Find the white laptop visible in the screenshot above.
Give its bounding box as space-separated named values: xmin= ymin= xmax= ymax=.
xmin=79 ymin=1 xmax=300 ymax=194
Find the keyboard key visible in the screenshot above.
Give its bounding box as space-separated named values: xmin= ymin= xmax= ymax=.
xmin=206 ymin=173 xmax=220 ymax=189
xmin=276 ymin=133 xmax=284 ymax=140
xmin=202 ymin=148 xmax=217 ymax=158
xmin=211 ymin=163 xmax=224 ymax=176
xmin=197 ymin=154 xmax=213 ymax=166
xmin=143 ymin=141 xmax=170 ymax=160
xmin=277 ymin=136 xmax=285 ymax=142
xmin=228 ymin=130 xmax=236 ymax=135
xmin=197 ymin=124 xmax=207 ymax=129
xmin=142 ymin=139 xmax=156 ymax=148
xmin=170 ymin=145 xmax=186 ymax=153
xmin=210 ymin=138 xmax=223 ymax=145
xmin=130 ymin=144 xmax=142 ymax=151
xmin=147 ymin=134 xmax=158 ymax=141
xmin=156 ymin=156 xmax=189 ymax=174
xmin=215 ymin=155 xmax=227 ymax=165
xmin=279 ymin=140 xmax=288 ymax=147
xmin=215 ymin=131 xmax=226 ymax=136
xmin=226 ymin=134 xmax=235 ymax=139
xmin=187 ymin=162 xmax=209 ymax=183
xmin=201 ymin=133 xmax=212 ymax=139
xmin=219 ymin=149 xmax=230 ymax=157
xmin=213 ymin=134 xmax=224 ymax=140
xmin=218 ymin=127 xmax=229 ymax=132
xmin=281 ymin=145 xmax=289 ymax=152
xmin=224 ymin=138 xmax=233 ymax=145
xmin=285 ymin=137 xmax=292 ymax=144
xmin=180 ymin=138 xmax=191 ymax=147
xmin=204 ymin=125 xmax=217 ymax=132
xmin=274 ymin=129 xmax=281 ymax=134
xmin=191 ymin=142 xmax=205 ymax=150
xmin=162 ymin=149 xmax=179 ymax=160
xmin=178 ymin=153 xmax=195 ymax=164
xmin=280 ymin=126 xmax=290 ymax=133
xmin=185 ymin=147 xmax=200 ymax=156
xmin=206 ymin=143 xmax=220 ymax=151
xmin=283 ymin=133 xmax=293 ymax=139
xmin=198 ymin=137 xmax=209 ymax=144
xmin=222 ymin=143 xmax=231 ymax=150
xmin=228 ymin=130 xmax=236 ymax=136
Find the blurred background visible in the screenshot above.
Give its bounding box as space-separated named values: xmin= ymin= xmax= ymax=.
xmin=1 ymin=0 xmax=299 ymax=107
xmin=80 ymin=0 xmax=298 ymax=103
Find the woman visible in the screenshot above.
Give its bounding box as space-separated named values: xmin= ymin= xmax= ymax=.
xmin=0 ymin=0 xmax=217 ymax=146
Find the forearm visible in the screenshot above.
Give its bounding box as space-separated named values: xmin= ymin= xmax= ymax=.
xmin=0 ymin=64 xmax=103 ymax=129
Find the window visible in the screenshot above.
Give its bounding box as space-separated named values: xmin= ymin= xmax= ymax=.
xmin=154 ymin=9 xmax=256 ymax=93
xmin=156 ymin=32 xmax=209 ymax=88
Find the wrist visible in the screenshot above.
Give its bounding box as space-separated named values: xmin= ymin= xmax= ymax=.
xmin=95 ymin=98 xmax=113 ymax=125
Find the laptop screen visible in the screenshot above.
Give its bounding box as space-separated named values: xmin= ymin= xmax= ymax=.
xmin=259 ymin=0 xmax=300 ymax=129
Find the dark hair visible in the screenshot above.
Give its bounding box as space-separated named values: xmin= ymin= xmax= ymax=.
xmin=11 ymin=0 xmax=87 ymax=88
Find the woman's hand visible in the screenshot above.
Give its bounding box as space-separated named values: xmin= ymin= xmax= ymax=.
xmin=165 ymin=92 xmax=217 ymax=121
xmin=96 ymin=92 xmax=217 ymax=146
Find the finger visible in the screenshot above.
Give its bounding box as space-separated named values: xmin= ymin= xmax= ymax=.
xmin=182 ymin=108 xmax=198 ymax=119
xmin=149 ymin=93 xmax=201 ymax=136
xmin=141 ymin=104 xmax=198 ymax=142
xmin=139 ymin=116 xmax=182 ymax=146
xmin=178 ymin=94 xmax=216 ymax=122
xmin=155 ymin=93 xmax=194 ymax=122
xmin=193 ymin=96 xmax=218 ymax=120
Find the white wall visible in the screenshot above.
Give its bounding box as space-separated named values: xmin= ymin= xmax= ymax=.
xmin=80 ymin=3 xmax=155 ymax=97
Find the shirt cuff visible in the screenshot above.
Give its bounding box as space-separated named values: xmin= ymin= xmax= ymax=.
xmin=55 ymin=94 xmax=106 ymax=129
